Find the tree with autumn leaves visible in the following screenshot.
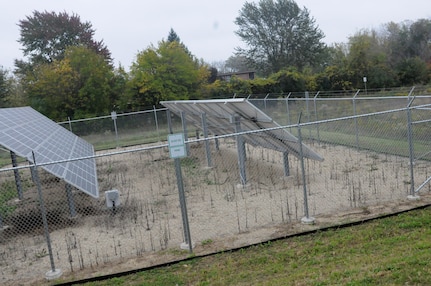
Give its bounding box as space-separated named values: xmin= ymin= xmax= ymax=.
xmin=17 ymin=10 xmax=111 ymax=65
xmin=5 ymin=4 xmax=431 ymax=121
xmin=24 ymin=46 xmax=118 ymax=120
xmin=14 ymin=11 xmax=208 ymax=119
xmin=125 ymin=35 xmax=209 ymax=110
xmin=14 ymin=11 xmax=124 ymax=121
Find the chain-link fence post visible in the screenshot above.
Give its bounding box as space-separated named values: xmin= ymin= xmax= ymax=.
xmin=313 ymin=91 xmax=320 ymax=143
xmin=111 ymin=111 xmax=119 ymax=148
xmin=297 ymin=114 xmax=315 ymax=224
xmin=153 ymin=105 xmax=160 ymax=141
xmin=406 ymin=88 xmax=420 ymax=200
xmin=285 ymin=92 xmax=292 ymax=127
xmin=352 ymin=90 xmax=360 ymax=149
xmin=30 ymin=152 xmax=63 ymax=280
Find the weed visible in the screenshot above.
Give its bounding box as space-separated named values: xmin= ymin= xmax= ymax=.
xmin=201 ymin=239 xmax=213 ymax=246
xmin=35 ymin=248 xmax=48 ymax=259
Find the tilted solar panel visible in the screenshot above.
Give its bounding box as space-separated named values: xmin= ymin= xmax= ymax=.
xmin=0 ymin=107 xmax=99 ymax=198
xmin=160 ymin=98 xmax=323 ymax=161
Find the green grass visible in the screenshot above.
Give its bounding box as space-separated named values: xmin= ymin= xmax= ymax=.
xmin=77 ymin=207 xmax=431 ymax=286
xmin=0 ymin=180 xmax=20 ymax=217
xmin=83 ymin=128 xmax=199 ymax=151
xmin=83 ymin=129 xmax=167 ymax=151
xmin=300 ymin=126 xmax=431 ymax=159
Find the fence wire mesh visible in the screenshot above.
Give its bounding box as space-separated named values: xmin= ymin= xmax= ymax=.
xmin=2 ymin=94 xmax=431 ymax=285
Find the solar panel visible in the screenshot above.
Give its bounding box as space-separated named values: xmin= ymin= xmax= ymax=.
xmin=0 ymin=107 xmax=99 ymax=198
xmin=160 ymin=98 xmax=323 ymax=161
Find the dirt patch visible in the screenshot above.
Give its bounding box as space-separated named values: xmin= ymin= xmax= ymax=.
xmin=1 ymin=140 xmax=430 ymax=285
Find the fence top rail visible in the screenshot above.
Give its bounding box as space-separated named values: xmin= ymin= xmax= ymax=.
xmin=249 ymin=94 xmax=431 ymax=101
xmin=243 ymin=86 xmax=430 ymax=99
xmin=57 ymin=90 xmax=431 ymax=125
xmin=57 ymin=107 xmax=168 ymax=124
xmin=2 ymin=104 xmax=418 ymax=174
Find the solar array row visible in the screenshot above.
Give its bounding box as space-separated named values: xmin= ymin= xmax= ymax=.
xmin=0 ymin=107 xmax=99 ymax=198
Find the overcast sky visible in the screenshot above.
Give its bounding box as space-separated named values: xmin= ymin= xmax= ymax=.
xmin=1 ymin=0 xmax=430 ymax=71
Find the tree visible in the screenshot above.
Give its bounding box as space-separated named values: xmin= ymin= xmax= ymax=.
xmin=207 ymin=67 xmax=218 ymax=84
xmin=317 ymin=65 xmax=354 ymax=91
xmin=25 ymin=46 xmax=116 ymax=120
xmin=66 ymin=46 xmax=114 ymax=117
xmin=167 ymin=28 xmax=181 ymax=43
xmin=166 ymin=28 xmax=193 ymax=59
xmin=269 ymin=68 xmax=306 ymax=92
xmin=397 ymin=57 xmax=428 ymax=85
xmin=345 ymin=31 xmax=373 ymax=87
xmin=407 ymin=19 xmax=431 ymax=62
xmin=384 ymin=21 xmax=411 ymax=68
xmin=345 ymin=30 xmax=399 ymax=88
xmin=127 ymin=41 xmax=209 ymax=110
xmin=25 ymin=58 xmax=79 ymax=120
xmin=109 ymin=65 xmax=129 ymax=110
xmin=225 ymin=55 xmax=252 ymax=72
xmin=17 ymin=10 xmax=111 ymax=66
xmin=235 ymin=0 xmax=326 ymax=76
xmin=0 ymin=67 xmax=12 ymax=107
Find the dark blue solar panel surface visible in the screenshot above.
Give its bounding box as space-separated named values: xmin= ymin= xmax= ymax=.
xmin=0 ymin=107 xmax=99 ymax=198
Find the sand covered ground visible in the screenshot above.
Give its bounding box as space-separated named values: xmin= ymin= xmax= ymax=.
xmin=1 ymin=139 xmax=430 ymax=285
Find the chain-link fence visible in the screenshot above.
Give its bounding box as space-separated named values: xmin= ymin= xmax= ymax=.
xmin=2 ymin=91 xmax=431 ymax=285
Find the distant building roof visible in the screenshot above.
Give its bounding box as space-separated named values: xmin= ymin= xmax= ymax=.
xmin=217 ymin=71 xmax=255 ymax=81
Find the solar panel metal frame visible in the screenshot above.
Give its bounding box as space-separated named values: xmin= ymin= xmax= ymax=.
xmin=0 ymin=107 xmax=99 ymax=198
xmin=160 ymin=98 xmax=323 ymax=161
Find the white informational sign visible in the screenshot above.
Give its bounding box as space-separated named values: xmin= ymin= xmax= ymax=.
xmin=168 ymin=133 xmax=187 ymax=158
xmin=111 ymin=111 xmax=117 ymax=120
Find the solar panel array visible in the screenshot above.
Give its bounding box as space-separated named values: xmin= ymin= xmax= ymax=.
xmin=161 ymin=98 xmax=323 ymax=161
xmin=0 ymin=107 xmax=99 ymax=198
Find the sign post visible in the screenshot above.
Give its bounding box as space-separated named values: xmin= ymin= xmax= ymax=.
xmin=167 ymin=133 xmax=193 ymax=252
xmin=111 ymin=111 xmax=119 ymax=147
xmin=168 ymin=133 xmax=186 ymax=159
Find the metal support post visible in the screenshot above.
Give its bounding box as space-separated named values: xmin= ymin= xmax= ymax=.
xmin=214 ymin=135 xmax=219 ymax=151
xmin=30 ymin=152 xmax=62 ymax=280
xmin=180 ymin=111 xmax=189 ymax=155
xmin=234 ymin=116 xmax=247 ymax=186
xmin=406 ymin=89 xmax=420 ymax=200
xmin=10 ymin=151 xmax=23 ymax=200
xmin=352 ymin=90 xmax=360 ymax=149
xmin=167 ymin=109 xmax=173 ymax=133
xmin=313 ymin=91 xmax=320 ymax=143
xmin=283 ymin=151 xmax=290 ymax=177
xmin=153 ymin=106 xmax=161 ymax=141
xmin=65 ymin=183 xmax=77 ymax=218
xmin=264 ymin=93 xmax=270 ymax=111
xmin=67 ymin=117 xmax=73 ymax=132
xmin=111 ymin=111 xmax=119 ymax=148
xmin=305 ymin=91 xmax=311 ymax=138
xmin=175 ymin=158 xmax=193 ymax=252
xmin=201 ymin=113 xmax=212 ymax=167
xmin=285 ymin=92 xmax=292 ymax=127
xmin=167 ymin=124 xmax=193 ymax=252
xmin=297 ymin=115 xmax=315 ymax=224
